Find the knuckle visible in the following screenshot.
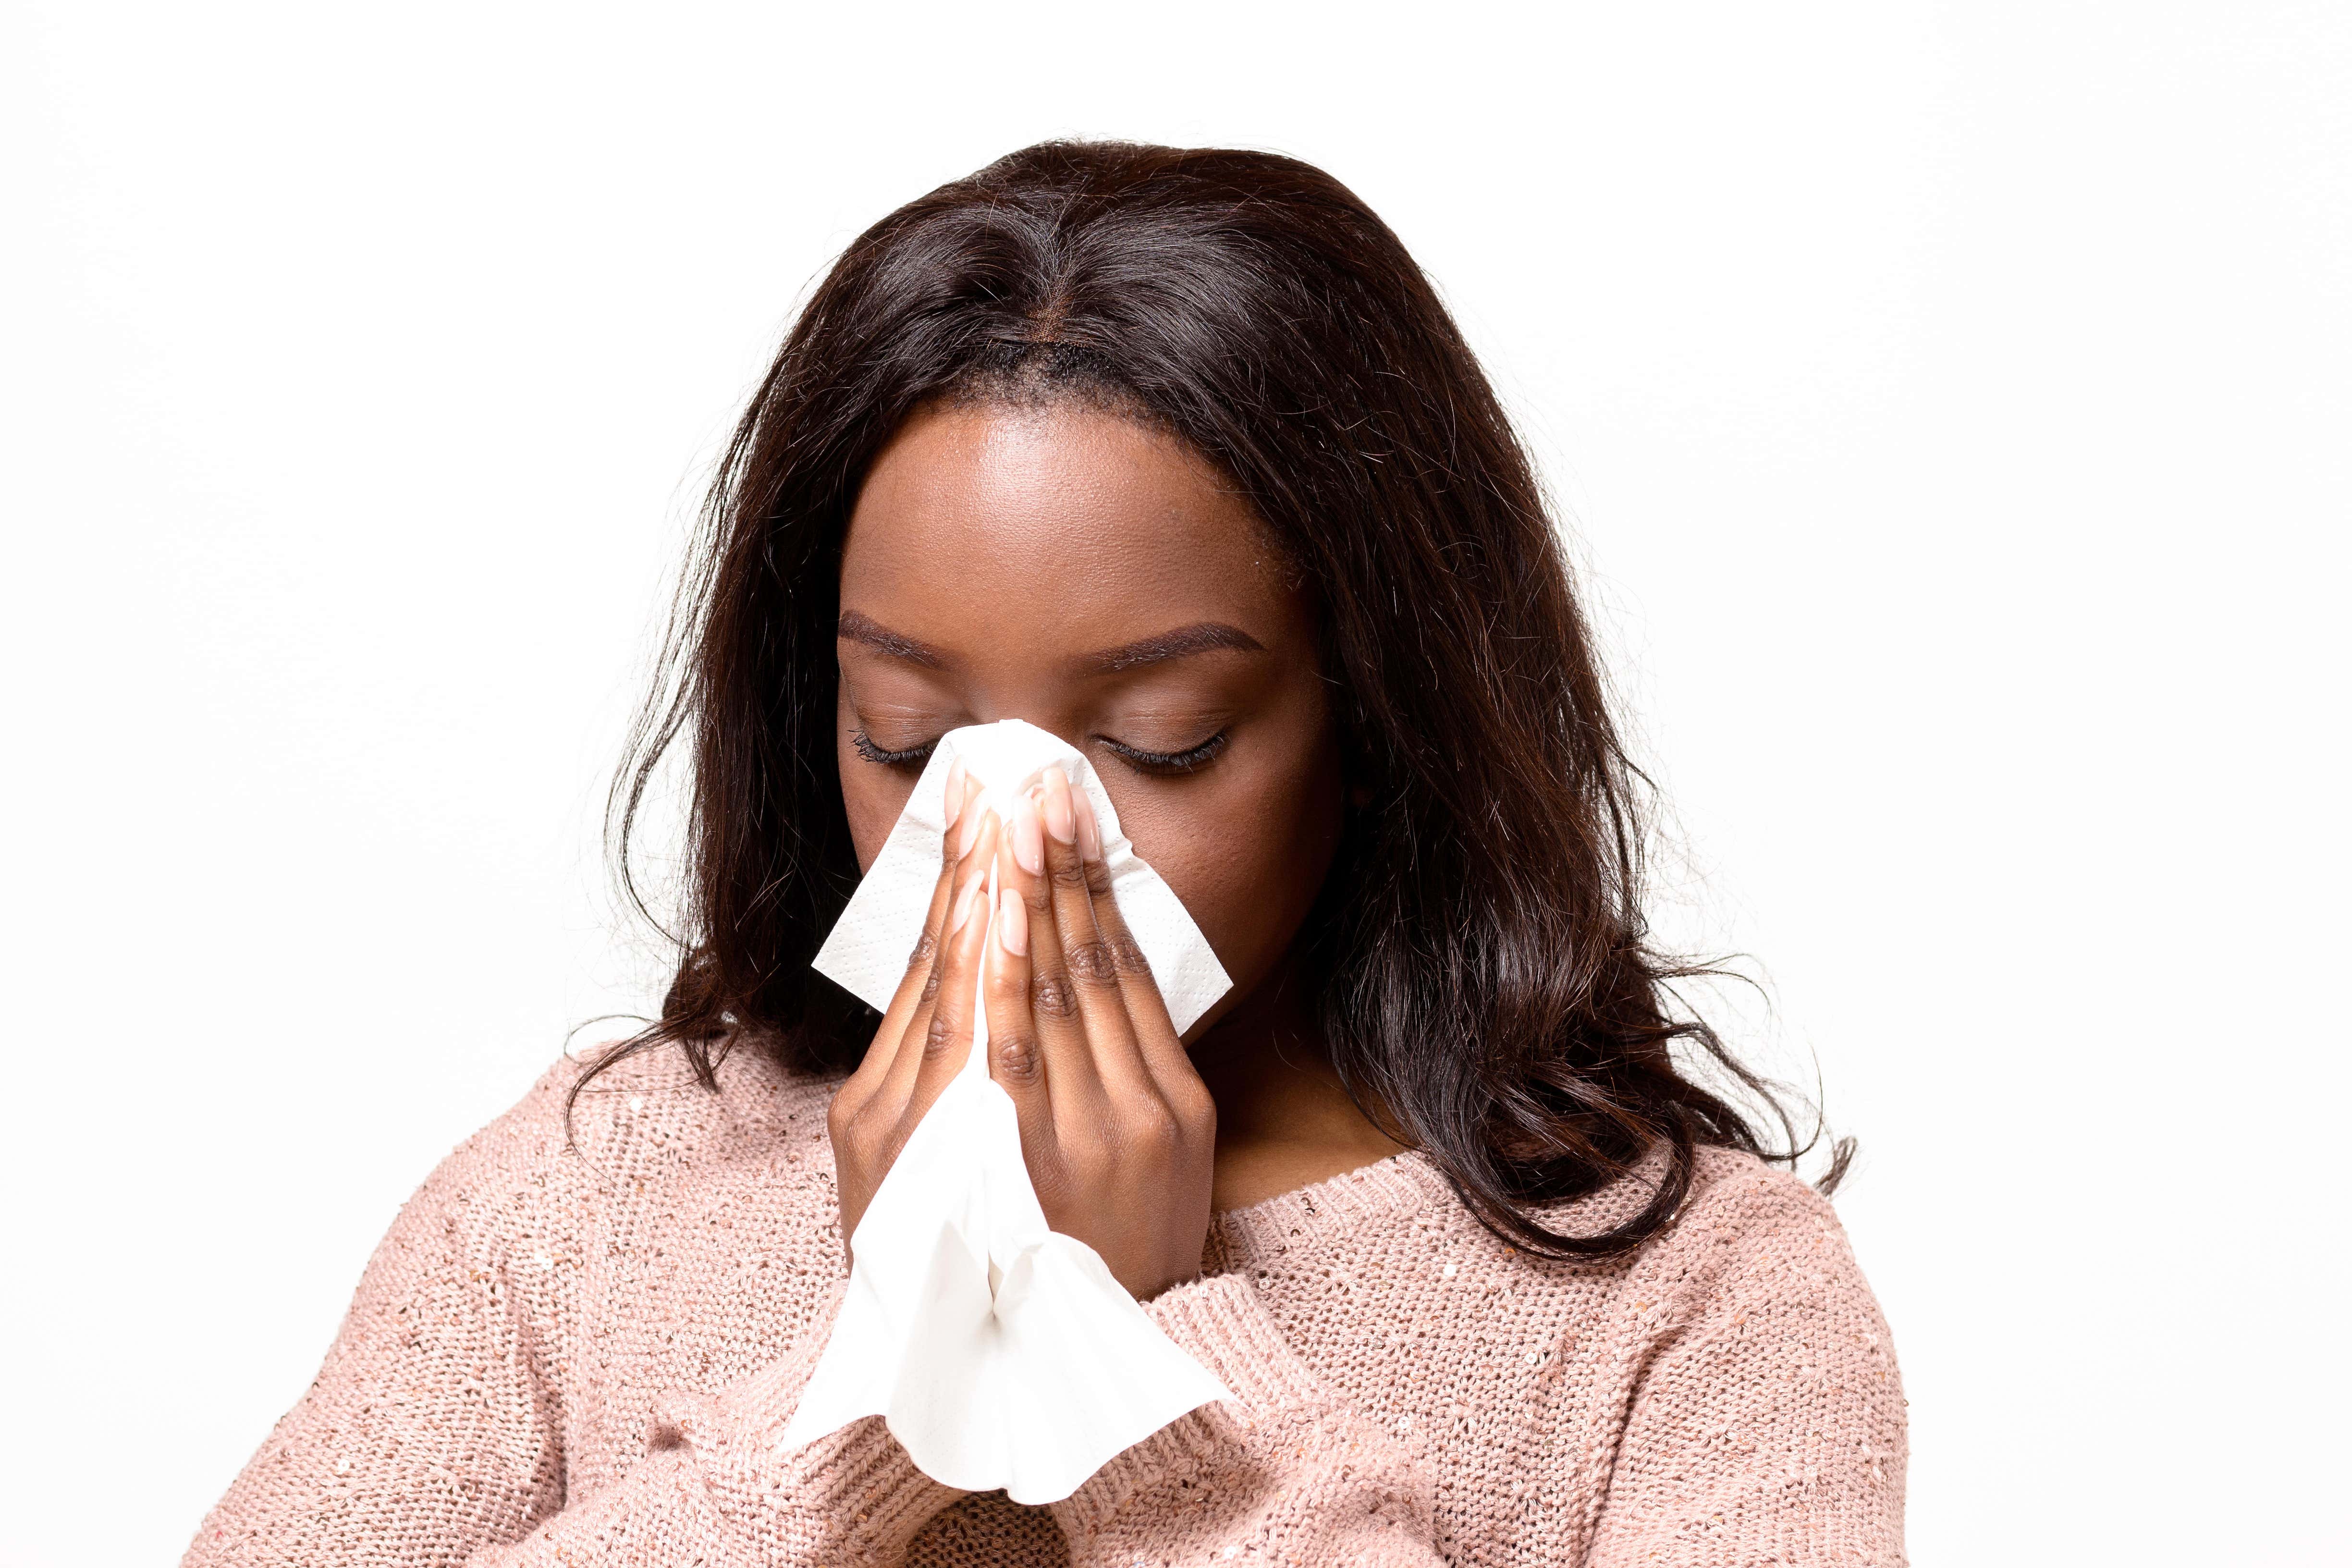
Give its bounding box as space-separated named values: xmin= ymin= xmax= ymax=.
xmin=1174 ymin=1088 xmax=1218 ymax=1140
xmin=919 ymin=960 xmax=943 ymax=1002
xmin=1066 ymin=940 xmax=1119 ymax=987
xmin=833 ymin=1099 xmax=887 ymax=1154
xmin=1111 ymin=935 xmax=1151 ymax=978
xmin=987 ymin=959 xmax=1028 ymax=1002
xmin=1125 ymin=1100 xmax=1181 ymax=1155
xmin=1049 ymin=858 xmax=1091 ymax=890
xmin=994 ymin=1031 xmax=1041 ymax=1084
xmin=1032 ymin=974 xmax=1079 ymax=1019
xmin=1083 ymin=860 xmax=1115 ymax=896
xmin=904 ymin=931 xmax=936 ymax=973
xmin=922 ymin=1010 xmax=962 ymax=1058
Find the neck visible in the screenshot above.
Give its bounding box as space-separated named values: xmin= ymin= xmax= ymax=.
xmin=1188 ymin=955 xmax=1411 ymax=1212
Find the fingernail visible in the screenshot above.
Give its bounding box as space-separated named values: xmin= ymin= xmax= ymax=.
xmin=943 ymin=758 xmax=967 ymax=822
xmin=1012 ymin=790 xmax=1044 ymax=875
xmin=1041 ymin=767 xmax=1077 ymax=844
xmin=957 ymin=800 xmax=989 ymax=859
xmin=997 ymin=887 xmax=1028 ymax=956
xmin=955 ymin=870 xmax=986 ymax=932
xmin=1074 ymin=786 xmax=1102 ymax=862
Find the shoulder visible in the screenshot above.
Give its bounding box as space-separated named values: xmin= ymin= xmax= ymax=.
xmin=1666 ymin=1147 xmax=1876 ymax=1293
xmin=1615 ymin=1146 xmax=1897 ymax=1367
xmin=1504 ymin=1144 xmax=1891 ymax=1341
xmin=1515 ymin=1143 xmax=1851 ymax=1260
xmin=1671 ymin=1144 xmax=1852 ymax=1251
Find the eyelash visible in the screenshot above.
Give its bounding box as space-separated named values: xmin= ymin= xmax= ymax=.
xmin=851 ymin=729 xmax=937 ymax=769
xmin=849 ymin=728 xmax=1231 ymax=775
xmin=1096 ymin=730 xmax=1230 ymax=775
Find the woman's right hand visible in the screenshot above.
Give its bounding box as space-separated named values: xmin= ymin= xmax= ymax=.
xmin=826 ymin=762 xmax=993 ymax=1258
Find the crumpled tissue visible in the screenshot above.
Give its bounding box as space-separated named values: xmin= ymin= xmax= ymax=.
xmin=781 ymin=719 xmax=1235 ymax=1504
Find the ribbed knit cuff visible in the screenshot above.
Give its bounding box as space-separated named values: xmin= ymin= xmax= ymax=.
xmin=667 ymin=1286 xmax=968 ymax=1561
xmin=1148 ymin=1270 xmax=1332 ymax=1411
xmin=1053 ymin=1272 xmax=1333 ymax=1540
xmin=750 ymin=1412 xmax=966 ymax=1557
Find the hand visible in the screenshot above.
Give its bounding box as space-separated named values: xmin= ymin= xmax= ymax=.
xmin=825 ymin=763 xmax=1218 ymax=1300
xmin=982 ymin=764 xmax=1219 ymax=1300
xmin=826 ymin=762 xmax=995 ymax=1262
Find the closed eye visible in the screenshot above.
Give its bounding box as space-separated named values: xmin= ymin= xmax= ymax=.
xmin=1096 ymin=730 xmax=1230 ymax=775
xmin=851 ymin=728 xmax=938 ymax=769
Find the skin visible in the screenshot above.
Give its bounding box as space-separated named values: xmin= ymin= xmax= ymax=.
xmin=825 ymin=399 xmax=1409 ymax=1299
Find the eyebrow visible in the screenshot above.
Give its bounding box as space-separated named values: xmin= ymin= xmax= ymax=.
xmin=835 ymin=611 xmax=1265 ymax=675
xmin=836 ymin=611 xmax=951 ymax=669
xmin=1076 ymin=622 xmax=1265 ymax=674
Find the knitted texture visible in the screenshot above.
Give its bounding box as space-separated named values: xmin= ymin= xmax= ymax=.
xmin=183 ymin=1048 xmax=1906 ymax=1566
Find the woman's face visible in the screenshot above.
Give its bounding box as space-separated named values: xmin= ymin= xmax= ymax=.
xmin=835 ymin=399 xmax=1344 ymax=1041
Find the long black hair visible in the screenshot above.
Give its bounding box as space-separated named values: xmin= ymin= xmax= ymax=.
xmin=585 ymin=140 xmax=1842 ymax=1258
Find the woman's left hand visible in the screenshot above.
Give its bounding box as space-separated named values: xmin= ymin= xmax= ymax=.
xmin=974 ymin=765 xmax=1219 ymax=1301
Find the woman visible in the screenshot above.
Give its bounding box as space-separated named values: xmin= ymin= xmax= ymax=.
xmin=186 ymin=141 xmax=1905 ymax=1566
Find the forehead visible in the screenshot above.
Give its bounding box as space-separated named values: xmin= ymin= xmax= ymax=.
xmin=840 ymin=402 xmax=1295 ymax=649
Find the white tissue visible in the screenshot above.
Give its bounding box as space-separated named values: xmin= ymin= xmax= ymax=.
xmin=781 ymin=719 xmax=1235 ymax=1505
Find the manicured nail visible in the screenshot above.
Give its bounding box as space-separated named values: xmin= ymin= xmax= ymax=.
xmin=1041 ymin=767 xmax=1077 ymax=844
xmin=997 ymin=887 xmax=1028 ymax=956
xmin=956 ymin=800 xmax=990 ymax=859
xmin=1074 ymin=785 xmax=1102 ymax=862
xmin=954 ymin=866 xmax=987 ymax=932
xmin=1011 ymin=790 xmax=1044 ymax=875
xmin=943 ymin=758 xmax=967 ymax=822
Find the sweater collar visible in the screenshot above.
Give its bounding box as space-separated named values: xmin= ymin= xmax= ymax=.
xmin=1204 ymin=1149 xmax=1444 ymax=1271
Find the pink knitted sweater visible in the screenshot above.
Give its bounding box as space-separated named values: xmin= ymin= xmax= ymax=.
xmin=183 ymin=1046 xmax=1906 ymax=1566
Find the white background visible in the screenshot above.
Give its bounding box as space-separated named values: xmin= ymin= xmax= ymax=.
xmin=4 ymin=4 xmax=2345 ymax=1564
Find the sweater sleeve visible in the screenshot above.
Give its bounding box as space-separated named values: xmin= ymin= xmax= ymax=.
xmin=1048 ymin=1273 xmax=1446 ymax=1567
xmin=1584 ymin=1172 xmax=1908 ymax=1568
xmin=467 ymin=1276 xmax=965 ymax=1567
xmin=182 ymin=1123 xmax=962 ymax=1568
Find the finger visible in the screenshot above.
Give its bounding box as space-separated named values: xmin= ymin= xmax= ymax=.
xmin=872 ymin=771 xmax=984 ymax=1086
xmin=1039 ymin=767 xmax=1151 ymax=1098
xmin=845 ymin=765 xmax=972 ymax=1102
xmin=904 ymin=816 xmax=995 ymax=1121
xmin=1022 ymin=774 xmax=1104 ymax=1103
xmin=886 ymin=810 xmax=997 ymax=1109
xmin=1067 ymin=782 xmax=1191 ymax=1089
xmin=982 ymin=827 xmax=1056 ymax=1153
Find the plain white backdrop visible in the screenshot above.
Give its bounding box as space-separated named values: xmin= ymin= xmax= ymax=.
xmin=4 ymin=3 xmax=2345 ymax=1564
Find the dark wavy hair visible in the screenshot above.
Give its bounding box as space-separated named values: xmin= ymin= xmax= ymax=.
xmin=583 ymin=140 xmax=1844 ymax=1258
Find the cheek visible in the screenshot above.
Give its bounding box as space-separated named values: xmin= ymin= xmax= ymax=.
xmin=1112 ymin=732 xmax=1342 ymax=995
xmin=1182 ymin=807 xmax=1328 ymax=980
